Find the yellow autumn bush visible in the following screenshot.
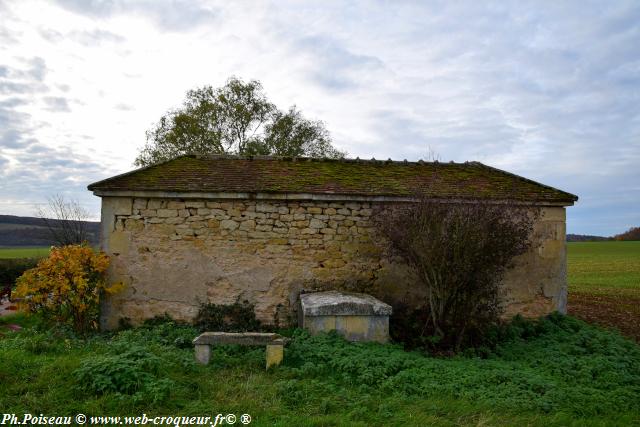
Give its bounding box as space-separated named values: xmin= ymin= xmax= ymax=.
xmin=14 ymin=245 xmax=124 ymax=333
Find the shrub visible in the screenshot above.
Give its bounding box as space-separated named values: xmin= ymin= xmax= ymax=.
xmin=194 ymin=301 xmax=262 ymax=332
xmin=388 ymin=303 xmax=432 ymax=350
xmin=13 ymin=245 xmax=124 ymax=334
xmin=377 ymin=196 xmax=537 ymax=352
xmin=0 ymin=258 xmax=39 ymax=288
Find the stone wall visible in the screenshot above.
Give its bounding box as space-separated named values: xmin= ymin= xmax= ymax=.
xmin=99 ymin=196 xmax=567 ymax=329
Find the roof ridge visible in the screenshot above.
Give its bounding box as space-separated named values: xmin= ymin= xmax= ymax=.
xmin=192 ymin=153 xmax=470 ymax=166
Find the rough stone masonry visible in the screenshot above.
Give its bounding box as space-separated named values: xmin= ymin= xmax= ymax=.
xmin=88 ymin=155 xmax=577 ymax=330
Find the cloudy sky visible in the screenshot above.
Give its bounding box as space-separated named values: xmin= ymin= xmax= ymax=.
xmin=0 ymin=0 xmax=638 ymax=235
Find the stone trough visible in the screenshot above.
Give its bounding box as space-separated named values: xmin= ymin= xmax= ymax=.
xmin=299 ymin=291 xmax=392 ymax=343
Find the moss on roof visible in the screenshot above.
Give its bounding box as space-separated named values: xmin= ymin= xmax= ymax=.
xmin=87 ymin=155 xmax=578 ymax=204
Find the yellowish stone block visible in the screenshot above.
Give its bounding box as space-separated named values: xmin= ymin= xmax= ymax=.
xmin=342 ymin=316 xmax=368 ymax=336
xmin=108 ymin=231 xmax=129 ymax=255
xmin=265 ymin=344 xmax=284 ymax=369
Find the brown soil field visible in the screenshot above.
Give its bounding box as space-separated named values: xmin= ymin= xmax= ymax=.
xmin=568 ymin=292 xmax=640 ymax=342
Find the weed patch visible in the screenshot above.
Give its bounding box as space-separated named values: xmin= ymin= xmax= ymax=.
xmin=281 ymin=314 xmax=640 ymax=416
xmin=0 ymin=313 xmax=638 ymax=426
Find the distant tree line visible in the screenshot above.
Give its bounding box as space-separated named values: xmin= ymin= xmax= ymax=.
xmin=567 ymin=226 xmax=640 ymax=242
xmin=0 ymin=197 xmax=100 ymax=248
xmin=566 ymin=234 xmax=611 ymax=242
xmin=613 ymin=227 xmax=640 ymax=241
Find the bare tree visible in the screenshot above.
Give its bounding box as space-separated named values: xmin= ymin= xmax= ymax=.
xmin=376 ymin=196 xmax=538 ymax=351
xmin=424 ymin=145 xmax=442 ymax=162
xmin=36 ymin=195 xmax=91 ymax=246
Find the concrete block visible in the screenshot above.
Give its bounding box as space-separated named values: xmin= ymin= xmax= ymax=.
xmin=541 ymin=207 xmax=566 ymax=222
xmin=265 ymin=344 xmax=284 ymax=369
xmin=108 ymin=231 xmax=129 ymax=255
xmin=299 ymin=291 xmax=391 ymax=343
xmin=194 ymin=344 xmax=211 ymax=364
xmin=110 ymin=197 xmax=133 ymax=215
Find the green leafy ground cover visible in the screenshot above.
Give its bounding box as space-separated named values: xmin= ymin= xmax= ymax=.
xmin=0 ymin=247 xmax=50 ymax=259
xmin=568 ymin=241 xmax=640 ymax=296
xmin=0 ymin=314 xmax=638 ymax=426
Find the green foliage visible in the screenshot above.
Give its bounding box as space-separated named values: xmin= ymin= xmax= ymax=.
xmin=72 ymin=317 xmax=199 ymax=403
xmin=283 ymin=314 xmax=640 ymax=416
xmin=194 ymin=301 xmax=262 ymax=332
xmin=135 ymin=77 xmax=345 ymax=167
xmin=0 ymin=313 xmax=638 ymax=425
xmin=116 ymin=315 xmax=199 ymax=349
xmin=254 ymin=107 xmax=339 ymax=158
xmin=74 ymin=346 xmax=174 ymax=402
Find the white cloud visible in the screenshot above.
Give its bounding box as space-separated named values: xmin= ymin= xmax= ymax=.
xmin=0 ymin=0 xmax=638 ymax=234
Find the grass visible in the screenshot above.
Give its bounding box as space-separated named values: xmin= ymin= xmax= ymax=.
xmin=0 ymin=241 xmax=637 ymax=425
xmin=0 ymin=247 xmax=50 ymax=259
xmin=566 ymin=241 xmax=640 ymax=342
xmin=0 ymin=314 xmax=639 ymax=426
xmin=567 ymin=241 xmax=640 ymax=297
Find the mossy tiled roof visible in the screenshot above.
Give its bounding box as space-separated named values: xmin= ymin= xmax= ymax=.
xmin=88 ymin=155 xmax=578 ymax=204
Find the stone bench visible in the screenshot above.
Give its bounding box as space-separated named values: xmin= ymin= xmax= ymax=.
xmin=193 ymin=332 xmax=289 ymax=369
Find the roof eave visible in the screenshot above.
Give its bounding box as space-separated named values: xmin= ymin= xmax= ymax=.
xmin=87 ymin=155 xmax=194 ymax=191
xmin=472 ymin=162 xmax=578 ymax=203
xmin=90 ymin=189 xmax=576 ymax=206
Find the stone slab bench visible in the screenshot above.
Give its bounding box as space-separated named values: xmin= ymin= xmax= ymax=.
xmin=193 ymin=332 xmax=289 ymax=369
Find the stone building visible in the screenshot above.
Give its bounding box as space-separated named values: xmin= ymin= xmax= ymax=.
xmin=88 ymin=155 xmax=577 ymax=329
